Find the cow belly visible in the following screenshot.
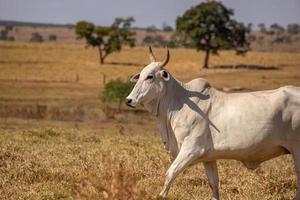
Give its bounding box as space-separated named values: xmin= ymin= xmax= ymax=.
xmin=205 ymin=143 xmax=290 ymax=162
xmin=205 ymin=91 xmax=293 ymax=159
xmin=241 ymin=145 xmax=289 ymax=170
xmin=207 ymin=121 xmax=290 ymax=162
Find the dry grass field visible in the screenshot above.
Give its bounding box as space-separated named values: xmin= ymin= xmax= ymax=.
xmin=0 ymin=41 xmax=300 ymax=199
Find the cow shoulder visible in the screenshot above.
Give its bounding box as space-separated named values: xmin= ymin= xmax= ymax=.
xmin=185 ymin=78 xmax=211 ymax=93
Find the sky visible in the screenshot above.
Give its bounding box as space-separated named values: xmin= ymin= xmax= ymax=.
xmin=0 ymin=0 xmax=299 ymax=28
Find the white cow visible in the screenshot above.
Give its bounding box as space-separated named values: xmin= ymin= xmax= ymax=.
xmin=125 ymin=47 xmax=300 ymax=199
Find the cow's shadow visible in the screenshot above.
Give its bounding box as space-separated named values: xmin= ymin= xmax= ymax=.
xmin=187 ymin=91 xmax=220 ymax=133
xmin=172 ymin=89 xmax=220 ymax=133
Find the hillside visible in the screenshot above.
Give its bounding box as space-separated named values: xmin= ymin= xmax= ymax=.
xmin=1 ymin=20 xmax=300 ymax=51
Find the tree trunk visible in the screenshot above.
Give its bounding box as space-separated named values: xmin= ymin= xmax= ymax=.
xmin=98 ymin=46 xmax=104 ymax=64
xmin=203 ymin=48 xmax=210 ymax=69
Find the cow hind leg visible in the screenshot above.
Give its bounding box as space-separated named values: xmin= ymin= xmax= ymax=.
xmin=204 ymin=161 xmax=220 ymax=200
xmin=293 ymin=146 xmax=300 ymax=200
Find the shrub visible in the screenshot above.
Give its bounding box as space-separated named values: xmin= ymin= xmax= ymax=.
xmin=0 ymin=30 xmax=14 ymax=41
xmin=272 ymin=35 xmax=292 ymax=45
xmin=146 ymin=25 xmax=159 ymax=33
xmin=30 ymin=32 xmax=43 ymax=42
xmin=5 ymin=25 xmax=13 ymax=31
xmin=49 ymin=34 xmax=57 ymax=42
xmin=142 ymin=35 xmax=178 ymax=48
xmin=154 ymin=35 xmax=165 ymax=46
xmin=7 ymin=36 xmax=15 ymax=41
xmin=142 ymin=35 xmax=155 ymax=46
xmin=162 ymin=23 xmax=174 ymax=32
xmin=0 ymin=30 xmax=8 ymax=40
xmin=100 ymin=79 xmax=134 ymax=117
xmin=287 ymin=23 xmax=300 ymax=35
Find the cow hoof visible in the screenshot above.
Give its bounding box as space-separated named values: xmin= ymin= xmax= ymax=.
xmin=157 ymin=195 xmax=167 ymax=200
xmin=294 ymin=195 xmax=300 ymax=200
xmin=158 ymin=192 xmax=168 ymax=199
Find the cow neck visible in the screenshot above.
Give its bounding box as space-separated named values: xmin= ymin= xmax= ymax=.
xmin=155 ymin=75 xmax=186 ymax=156
xmin=157 ymin=75 xmax=187 ymax=120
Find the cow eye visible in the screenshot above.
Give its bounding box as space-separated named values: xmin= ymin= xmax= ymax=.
xmin=146 ymin=75 xmax=153 ymax=80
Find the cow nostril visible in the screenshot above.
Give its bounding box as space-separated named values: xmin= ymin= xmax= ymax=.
xmin=126 ymin=99 xmax=132 ymax=104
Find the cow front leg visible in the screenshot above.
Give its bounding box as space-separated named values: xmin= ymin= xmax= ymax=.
xmin=204 ymin=161 xmax=220 ymax=200
xmin=159 ymin=148 xmax=199 ymax=198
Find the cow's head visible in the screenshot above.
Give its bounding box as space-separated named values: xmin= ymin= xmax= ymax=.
xmin=125 ymin=47 xmax=170 ymax=115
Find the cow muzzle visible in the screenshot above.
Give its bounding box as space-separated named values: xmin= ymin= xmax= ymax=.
xmin=125 ymin=98 xmax=136 ymax=108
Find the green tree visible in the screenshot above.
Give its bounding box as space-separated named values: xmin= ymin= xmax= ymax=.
xmin=269 ymin=23 xmax=285 ymax=35
xmin=75 ymin=17 xmax=135 ymax=64
xmin=176 ymin=1 xmax=250 ymax=69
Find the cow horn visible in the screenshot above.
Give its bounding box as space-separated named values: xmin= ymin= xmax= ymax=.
xmin=160 ymin=47 xmax=169 ymax=68
xmin=149 ymin=46 xmax=156 ymax=62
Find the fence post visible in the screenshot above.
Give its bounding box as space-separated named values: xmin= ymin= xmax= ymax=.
xmin=102 ymin=74 xmax=106 ymax=85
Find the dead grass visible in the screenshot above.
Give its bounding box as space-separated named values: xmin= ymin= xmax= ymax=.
xmin=0 ymin=41 xmax=300 ymax=199
xmin=0 ymin=127 xmax=296 ymax=200
xmin=1 ymin=41 xmax=300 ymax=87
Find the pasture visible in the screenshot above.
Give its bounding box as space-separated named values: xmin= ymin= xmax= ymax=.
xmin=0 ymin=41 xmax=300 ymax=199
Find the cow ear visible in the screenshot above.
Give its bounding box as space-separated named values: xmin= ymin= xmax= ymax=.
xmin=159 ymin=70 xmax=169 ymax=81
xmin=130 ymin=73 xmax=140 ymax=82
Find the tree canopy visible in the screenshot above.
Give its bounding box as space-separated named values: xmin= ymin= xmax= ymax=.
xmin=269 ymin=23 xmax=285 ymax=35
xmin=287 ymin=23 xmax=300 ymax=35
xmin=75 ymin=17 xmax=135 ymax=64
xmin=176 ymin=1 xmax=250 ymax=68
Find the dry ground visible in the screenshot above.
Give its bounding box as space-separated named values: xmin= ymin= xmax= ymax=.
xmin=0 ymin=41 xmax=300 ymax=199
